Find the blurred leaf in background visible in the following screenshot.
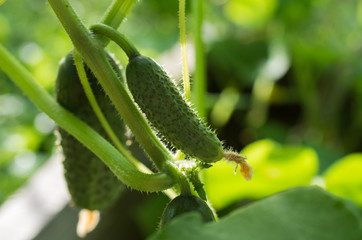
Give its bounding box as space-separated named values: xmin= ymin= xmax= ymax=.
xmin=224 ymin=0 xmax=277 ymax=29
xmin=202 ymin=139 xmax=319 ymax=210
xmin=323 ymin=153 xmax=362 ymax=208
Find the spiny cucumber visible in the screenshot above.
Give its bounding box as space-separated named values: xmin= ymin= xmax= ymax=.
xmin=55 ymin=50 xmax=125 ymax=210
xmin=88 ymin=23 xmax=252 ymax=179
xmin=126 ymin=55 xmax=224 ymax=163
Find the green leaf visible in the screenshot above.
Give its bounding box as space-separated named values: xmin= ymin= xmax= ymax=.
xmin=149 ymin=186 xmax=362 ymax=240
xmin=323 ymin=153 xmax=362 ymax=207
xmin=202 ymin=139 xmax=318 ymax=209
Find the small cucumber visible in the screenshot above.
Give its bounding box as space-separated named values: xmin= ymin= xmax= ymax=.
xmin=159 ymin=195 xmax=215 ymax=227
xmin=126 ymin=55 xmax=224 ymax=163
xmin=55 ymin=51 xmax=125 ymax=210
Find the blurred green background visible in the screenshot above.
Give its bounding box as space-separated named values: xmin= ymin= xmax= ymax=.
xmin=0 ymin=0 xmax=362 ymax=238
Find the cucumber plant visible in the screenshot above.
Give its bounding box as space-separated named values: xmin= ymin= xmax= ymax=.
xmin=0 ymin=0 xmax=252 ymax=236
xmin=90 ymin=24 xmax=253 ymax=182
xmin=1 ymin=1 xmax=362 ymax=240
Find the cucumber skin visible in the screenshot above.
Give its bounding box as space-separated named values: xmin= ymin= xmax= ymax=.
xmin=160 ymin=195 xmax=215 ymax=227
xmin=126 ymin=55 xmax=224 ymax=163
xmin=55 ymin=51 xmax=125 ymax=210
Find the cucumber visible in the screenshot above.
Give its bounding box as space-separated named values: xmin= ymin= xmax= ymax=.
xmin=55 ymin=50 xmax=125 ymax=210
xmin=159 ymin=195 xmax=215 ymax=227
xmin=126 ymin=55 xmax=224 ymax=163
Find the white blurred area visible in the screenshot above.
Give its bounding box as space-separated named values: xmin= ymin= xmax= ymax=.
xmin=0 ymin=153 xmax=69 ymax=240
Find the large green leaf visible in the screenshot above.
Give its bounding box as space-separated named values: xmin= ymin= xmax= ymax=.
xmin=149 ymin=187 xmax=361 ymax=240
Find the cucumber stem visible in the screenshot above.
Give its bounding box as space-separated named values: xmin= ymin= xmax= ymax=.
xmin=90 ymin=23 xmax=140 ymax=59
xmin=0 ymin=44 xmax=174 ymax=192
xmin=48 ymin=0 xmax=171 ymax=171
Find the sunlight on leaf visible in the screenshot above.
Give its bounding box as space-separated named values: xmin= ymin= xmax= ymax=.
xmin=33 ymin=59 xmax=57 ymax=89
xmin=323 ymin=153 xmax=362 ymax=207
xmin=223 ymin=0 xmax=277 ymax=28
xmin=0 ymin=14 xmax=10 ymax=42
xmin=210 ymin=87 xmax=240 ymax=128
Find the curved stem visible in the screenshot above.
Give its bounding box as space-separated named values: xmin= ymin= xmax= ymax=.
xmin=179 ymin=0 xmax=191 ymax=101
xmin=73 ymin=50 xmax=150 ymax=173
xmin=98 ymin=0 xmax=137 ymax=47
xmin=90 ymin=23 xmax=140 ymax=59
xmin=0 ymin=44 xmax=174 ymax=192
xmin=48 ymin=0 xmax=171 ymax=171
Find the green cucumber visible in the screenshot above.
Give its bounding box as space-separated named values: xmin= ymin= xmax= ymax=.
xmin=159 ymin=195 xmax=215 ymax=227
xmin=55 ymin=50 xmax=125 ymax=210
xmin=88 ymin=23 xmax=252 ymax=181
xmin=126 ymin=55 xmax=224 ymax=163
